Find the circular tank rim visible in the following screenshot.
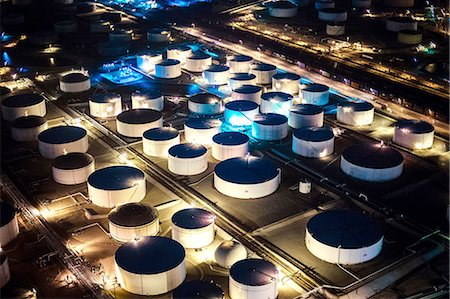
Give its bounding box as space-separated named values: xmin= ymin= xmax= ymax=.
xmin=108 ymin=202 xmax=158 ymax=227
xmin=143 ymin=127 xmax=179 ymax=141
xmin=38 ymin=126 xmax=87 ymax=144
xmin=212 ymin=132 xmax=249 ymax=145
xmin=117 ymin=109 xmax=162 ymax=124
xmin=168 ymin=143 xmax=207 ymax=158
xmin=341 ymin=143 xmax=404 ymax=169
xmin=230 ymin=258 xmax=278 ymax=286
xmin=172 ymin=208 xmax=215 ymax=229
xmin=87 ymin=165 xmax=145 ymax=190
xmin=215 ymin=156 xmax=279 ymax=184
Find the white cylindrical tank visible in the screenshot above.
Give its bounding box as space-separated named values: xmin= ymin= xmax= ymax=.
xmin=393 ymin=119 xmax=434 ymax=150
xmin=89 ymin=93 xmax=122 ymax=118
xmin=143 ymin=127 xmax=180 ymax=158
xmin=1 ymin=93 xmax=46 ymax=122
xmin=54 ymin=20 xmax=77 ymax=33
xmin=116 ymin=109 xmax=163 ymax=138
xmin=292 ymin=126 xmax=335 ymax=158
xmin=318 ymin=8 xmax=347 ymax=22
xmin=59 ymin=72 xmax=91 ymax=93
xmin=0 ymin=252 xmax=10 ymax=289
xmin=232 ymin=85 xmax=263 ymax=103
xmin=136 ymin=53 xmax=163 ymax=73
xmin=214 ymin=240 xmax=247 ymax=269
xmin=0 ymin=202 xmax=19 ymax=246
xmin=108 ymin=203 xmax=159 ymax=243
xmin=227 ymin=55 xmax=253 ymax=74
xmin=166 ymin=45 xmax=192 ymax=64
xmin=260 ymin=91 xmax=293 ymax=117
xmin=352 ymin=0 xmax=371 ymax=7
xmin=224 ymin=100 xmax=259 ymax=126
xmin=268 ymin=1 xmax=298 ymax=18
xmin=326 ymin=23 xmax=346 ymax=36
xmin=229 ymin=259 xmax=278 ymax=299
xmin=315 ymin=0 xmax=335 ymax=10
xmin=115 ymin=236 xmax=186 ymax=295
xmin=305 ymin=210 xmax=383 ymax=264
xmin=184 ymin=117 xmax=222 ymax=145
xmin=173 ymin=280 xmax=224 ymax=299
xmin=131 ymin=90 xmax=164 ymax=111
xmin=340 ymin=143 xmax=404 ymax=182
xmin=203 ymin=65 xmax=230 ymax=86
xmin=214 ymin=156 xmax=281 ymax=199
xmin=272 ymin=72 xmax=301 ymax=95
xmin=212 ymin=132 xmax=249 ymax=161
xmin=109 ymin=28 xmax=133 ymax=43
xmin=188 ymin=93 xmax=223 ymax=115
xmin=11 ymin=116 xmax=48 ymax=142
xmin=38 ymin=126 xmax=89 ymax=159
xmin=289 ymin=104 xmax=324 ymax=128
xmin=337 ymin=101 xmax=374 ymax=126
xmin=249 ymin=63 xmax=277 ymax=85
xmin=171 ymin=208 xmax=215 ymax=249
xmin=29 ymin=31 xmax=59 ymax=46
xmin=383 ymin=0 xmax=414 ymax=7
xmin=229 ymin=73 xmax=257 ymax=91
xmin=147 ymin=28 xmax=171 ymax=43
xmin=155 ymin=59 xmax=181 ymax=79
xmin=398 ymin=30 xmax=422 ymax=44
xmin=301 ymin=84 xmax=329 ymax=106
xmin=299 ymin=178 xmax=312 ymax=194
xmin=90 ymin=20 xmax=111 ymax=33
xmin=168 ymin=143 xmax=208 ymax=175
xmin=185 ymin=52 xmax=212 ymax=72
xmin=52 ymin=152 xmax=95 ymax=185
xmin=386 ymin=17 xmax=418 ymax=32
xmin=88 ymin=165 xmax=146 ymax=208
xmin=252 ymin=113 xmax=288 ymax=141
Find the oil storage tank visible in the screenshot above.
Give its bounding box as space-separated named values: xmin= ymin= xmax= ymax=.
xmin=337 ymin=101 xmax=374 ymax=126
xmin=318 ymin=8 xmax=347 ymax=22
xmin=231 ymin=85 xmax=262 ymax=103
xmin=1 ymin=93 xmax=46 ymax=121
xmin=212 ymin=132 xmax=249 ymax=161
xmin=252 ymin=113 xmax=288 ymax=141
xmin=227 ymin=55 xmax=253 ymax=74
xmin=214 ymin=240 xmax=247 ymax=269
xmin=214 ymin=156 xmax=281 ymax=199
xmin=229 ymin=258 xmax=278 ymax=299
xmin=88 ymin=165 xmax=146 ymax=208
xmin=155 ymin=59 xmax=182 ymax=79
xmin=0 ymin=251 xmax=10 ymax=288
xmin=171 ymin=208 xmax=215 ymax=249
xmin=393 ymin=119 xmax=434 ymax=150
xmin=288 ymin=104 xmax=324 ymax=128
xmin=272 ymin=72 xmax=301 ymax=95
xmin=168 ymin=143 xmax=208 ymax=175
xmin=115 ymin=236 xmax=186 ymax=295
xmin=292 ymin=126 xmax=334 ymax=158
xmin=301 ymin=84 xmax=329 ymax=106
xmin=184 ymin=117 xmax=222 ymax=145
xmin=268 ymin=1 xmax=298 ymax=18
xmin=108 ymin=203 xmax=159 ymax=242
xmin=185 ymin=52 xmax=212 ymax=72
xmin=224 ymin=100 xmax=259 ymax=126
xmin=249 ymin=63 xmax=277 ymax=85
xmin=59 ymin=72 xmax=91 ymax=93
xmin=38 ymin=126 xmax=89 ymax=159
xmin=260 ymin=92 xmax=293 ymax=117
xmin=229 ymin=73 xmax=257 ymax=91
xmin=340 ymin=143 xmax=404 ymax=182
xmin=0 ymin=202 xmax=19 ymax=246
xmin=203 ymin=65 xmax=230 ymax=85
xmin=116 ymin=109 xmax=163 ymax=138
xmin=166 ymin=45 xmax=192 ymax=64
xmin=386 ymin=17 xmax=418 ymax=32
xmin=305 ymin=210 xmax=383 ymax=264
xmin=11 ymin=116 xmax=48 ymax=142
xmin=89 ymin=93 xmax=122 ymax=118
xmin=188 ymin=93 xmax=223 ymax=115
xmin=173 ymin=280 xmax=224 ymax=299
xmin=52 ymin=152 xmax=95 ymax=185
xmin=143 ymin=127 xmax=180 ymax=158
xmin=131 ymin=90 xmax=164 ymax=111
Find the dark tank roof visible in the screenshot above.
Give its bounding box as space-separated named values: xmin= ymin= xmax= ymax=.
xmin=172 ymin=208 xmax=215 ymax=229
xmin=11 ymin=116 xmax=46 ymax=128
xmin=342 ymin=143 xmax=404 ymax=169
xmin=52 ymin=152 xmax=94 ymax=170
xmin=117 ymin=109 xmax=162 ymax=124
xmin=108 ymin=203 xmax=158 ymax=227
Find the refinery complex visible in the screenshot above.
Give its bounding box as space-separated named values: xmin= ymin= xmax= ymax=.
xmin=0 ymin=0 xmax=449 ymax=298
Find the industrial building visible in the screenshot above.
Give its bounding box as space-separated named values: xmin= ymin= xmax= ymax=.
xmin=337 ymin=101 xmax=375 ymax=126
xmin=249 ymin=63 xmax=277 ymax=85
xmin=131 ymin=90 xmax=164 ymax=111
xmin=116 ymin=109 xmax=163 ymax=138
xmin=251 ymin=113 xmax=288 ymax=141
xmin=212 ymin=132 xmax=249 ymax=161
xmin=203 ymin=65 xmax=230 ymax=85
xmin=171 ymin=207 xmax=215 ymax=249
xmin=0 ymin=202 xmax=19 ymax=246
xmin=168 ymin=143 xmax=208 ymax=175
xmin=272 ymin=72 xmax=301 ymax=95
xmin=89 ymin=93 xmax=122 ymax=118
xmin=143 ymin=127 xmax=180 ymax=158
xmin=184 ymin=117 xmax=222 ymax=145
xmin=260 ymin=91 xmax=293 ymax=117
xmin=305 ymin=210 xmax=384 ymax=264
xmin=172 ymin=280 xmax=224 ymax=299
xmin=59 ymin=71 xmax=91 ymax=93
xmin=52 ymin=152 xmax=95 ymax=185
xmin=292 ymin=126 xmax=335 ymax=158
xmin=301 ymin=84 xmax=330 ymax=106
xmin=288 ymin=104 xmax=324 ymax=128
xmin=188 ymin=93 xmax=223 ymax=115
xmin=1 ymin=93 xmax=46 ymax=122
xmin=214 ymin=156 xmax=281 ymax=199
xmin=214 ymin=240 xmax=247 ymax=269
xmin=231 ymin=85 xmax=262 ymax=103
xmin=224 ymin=100 xmax=259 ymax=126
xmin=10 ymin=116 xmax=48 ymax=142
xmin=393 ymin=119 xmax=434 ymax=150
xmin=37 ymin=126 xmax=89 ymax=159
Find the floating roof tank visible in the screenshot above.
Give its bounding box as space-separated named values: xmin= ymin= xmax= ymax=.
xmin=188 ymin=93 xmax=223 ymax=115
xmin=168 ymin=143 xmax=208 ymax=175
xmin=393 ymin=119 xmax=434 ymax=150
xmin=212 ymin=132 xmax=249 ymax=161
xmin=0 ymin=251 xmax=10 ymax=288
xmin=184 ymin=117 xmax=222 ymax=145
xmin=11 ymin=116 xmax=48 ymax=142
xmin=89 ymin=93 xmax=122 ymax=118
xmin=292 ymin=126 xmax=335 ymax=158
xmin=52 ymin=152 xmax=95 ymax=185
xmin=116 ymin=109 xmax=163 ymax=138
xmin=131 ymin=90 xmax=164 ymax=111
xmin=301 ymin=84 xmax=329 ymax=106
xmin=0 ymin=202 xmax=19 ymax=246
xmin=59 ymin=72 xmax=91 ymax=93
xmin=227 ymin=55 xmax=253 ymax=74
xmin=166 ymin=45 xmax=192 ymax=64
xmin=224 ymin=100 xmax=259 ymax=126
xmin=249 ymin=63 xmax=277 ymax=85
xmin=229 ymin=73 xmax=257 ymax=91
xmin=203 ymin=65 xmax=230 ymax=86
xmin=337 ymin=101 xmax=374 ymax=126
xmin=318 ymin=8 xmax=348 ymax=22
xmin=260 ymin=91 xmax=293 ymax=117
xmin=268 ymin=1 xmax=298 ymax=18
xmin=272 ymin=72 xmax=301 ymax=95
xmin=155 ymin=59 xmax=182 ymax=79
xmin=252 ymin=113 xmax=288 ymax=141
xmin=288 ymin=104 xmax=324 ymax=128
xmin=1 ymin=93 xmax=46 ymax=121
xmin=171 ymin=208 xmax=215 ymax=249
xmin=232 ymin=85 xmax=263 ymax=103
xmin=38 ymin=126 xmax=89 ymax=159
xmin=143 ymin=127 xmax=180 ymax=158
xmin=185 ymin=52 xmax=212 ymax=72
xmin=172 ymin=280 xmax=224 ymax=299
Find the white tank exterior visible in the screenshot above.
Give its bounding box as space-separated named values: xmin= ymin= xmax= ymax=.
xmin=38 ymin=126 xmax=89 ymax=159
xmin=171 ymin=208 xmax=215 ymax=249
xmin=289 ymin=104 xmax=324 ymax=128
xmin=212 ymin=132 xmax=249 ymax=161
xmin=131 ymin=91 xmax=164 ymax=111
xmin=166 ymin=46 xmax=192 ymax=64
xmin=185 ymin=53 xmax=212 ymax=72
xmin=116 ymin=109 xmax=163 ymax=138
xmin=337 ymin=102 xmax=374 ymax=126
xmin=0 ymin=203 xmax=19 ymax=246
xmin=11 ymin=116 xmax=48 ymax=142
xmin=326 ymin=23 xmax=345 ymax=36
xmin=318 ymin=8 xmax=347 ymax=22
xmin=147 ymin=28 xmax=171 ymax=43
xmin=108 ymin=203 xmax=159 ymax=243
xmin=214 ymin=240 xmax=247 ymax=269
xmin=305 ymin=210 xmax=383 ymax=265
xmin=188 ymin=93 xmax=223 ymax=115
xmin=301 ymin=84 xmax=329 ymax=106
xmin=155 ymin=59 xmax=181 ymax=79
xmin=393 ymin=120 xmax=434 ymax=150
xmin=260 ymin=92 xmax=293 ymax=117
xmin=383 ymin=0 xmax=414 ymax=7
xmin=227 ymin=55 xmax=253 ymax=74
xmin=203 ymin=65 xmax=230 ymax=85
xmin=315 ymin=0 xmax=335 ymax=10
xmin=252 ymin=113 xmax=289 ymax=141
xmin=224 ymin=101 xmax=259 ymax=126
xmin=229 ymin=74 xmax=257 ymax=91
xmin=136 ymin=53 xmax=163 ymax=73
xmin=299 ymin=178 xmax=312 ymax=194
xmin=398 ymin=30 xmax=422 ymax=44
xmin=168 ymin=143 xmax=208 ymax=175
xmin=386 ymin=17 xmax=418 ymax=32
xmin=54 ymin=20 xmax=77 ymax=33
xmin=90 ymin=20 xmax=111 ymax=33
xmin=352 ymin=0 xmax=371 ymax=7
xmin=292 ymin=126 xmax=335 ymax=158
xmin=52 ymin=153 xmax=95 ymax=185
xmin=115 ymin=236 xmax=186 ymax=295
xmin=87 ymin=166 xmax=146 ymax=208
xmin=184 ymin=118 xmax=222 ymax=145
xmin=0 ymin=253 xmax=10 ymax=289
xmin=231 ymin=85 xmax=262 ymax=103
xmin=249 ymin=63 xmax=277 ymax=85
xmin=229 ymin=259 xmax=278 ymax=299
xmin=143 ymin=127 xmax=180 ymax=158
xmin=272 ymin=73 xmax=301 ymax=95
xmin=59 ymin=72 xmax=91 ymax=93
xmin=89 ymin=93 xmax=122 ymax=118
xmin=268 ymin=1 xmax=298 ymax=18
xmin=214 ymin=156 xmax=281 ymax=199
xmin=340 ymin=144 xmax=404 ymax=182
xmin=1 ymin=93 xmax=46 ymax=122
